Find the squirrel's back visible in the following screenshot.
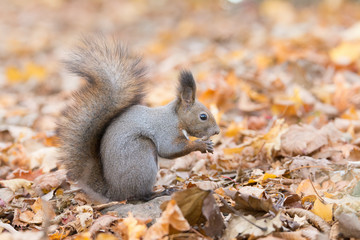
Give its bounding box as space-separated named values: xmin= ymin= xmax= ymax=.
xmin=57 ymin=38 xmax=147 ymax=199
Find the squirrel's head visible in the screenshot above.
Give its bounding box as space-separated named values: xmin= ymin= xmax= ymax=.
xmin=175 ymin=71 xmax=220 ymax=139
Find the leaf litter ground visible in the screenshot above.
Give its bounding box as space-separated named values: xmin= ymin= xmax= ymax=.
xmin=1 ymin=0 xmax=360 ymax=239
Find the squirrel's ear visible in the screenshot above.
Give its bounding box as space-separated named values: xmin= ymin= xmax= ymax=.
xmin=177 ymin=70 xmax=196 ymax=108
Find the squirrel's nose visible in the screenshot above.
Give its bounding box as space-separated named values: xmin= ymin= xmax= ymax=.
xmin=214 ymin=127 xmax=220 ymax=135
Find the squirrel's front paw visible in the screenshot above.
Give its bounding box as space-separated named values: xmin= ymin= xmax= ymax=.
xmin=195 ymin=139 xmax=214 ymax=154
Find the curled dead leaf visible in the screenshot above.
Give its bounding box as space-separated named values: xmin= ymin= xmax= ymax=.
xmin=285 ymin=208 xmax=330 ymax=233
xmin=144 ymin=199 xmax=190 ymax=240
xmin=161 ymin=187 xmax=225 ymax=238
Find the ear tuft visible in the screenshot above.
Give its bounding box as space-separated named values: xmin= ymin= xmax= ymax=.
xmin=177 ymin=70 xmax=196 ymax=108
xmin=179 ymin=70 xmax=196 ymax=93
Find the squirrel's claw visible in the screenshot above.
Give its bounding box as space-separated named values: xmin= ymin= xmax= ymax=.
xmin=195 ymin=139 xmax=214 ymax=154
xmin=206 ymin=140 xmax=214 ymax=153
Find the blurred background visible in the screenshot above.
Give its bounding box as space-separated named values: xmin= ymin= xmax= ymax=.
xmin=1 ymin=0 xmax=360 ymax=132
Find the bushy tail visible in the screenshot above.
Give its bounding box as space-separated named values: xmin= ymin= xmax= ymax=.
xmin=57 ymin=38 xmax=146 ymax=197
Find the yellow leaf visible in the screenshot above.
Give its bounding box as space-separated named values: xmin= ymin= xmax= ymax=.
xmin=263 ymin=173 xmax=277 ymax=181
xmin=48 ymin=230 xmax=71 ymax=240
xmin=123 ymin=212 xmax=147 ymax=240
xmin=224 ymin=122 xmax=244 ymax=138
xmin=95 ymin=233 xmax=118 ymax=240
xmin=311 ymin=198 xmax=333 ymax=222
xmin=248 ymin=179 xmax=256 ymax=184
xmin=271 ymin=88 xmax=303 ymax=117
xmin=6 ymin=63 xmax=47 ymax=84
xmin=6 ymin=66 xmax=25 ymax=83
xmin=330 ymin=42 xmax=360 ymax=66
xmin=73 ymin=232 xmax=92 ymax=240
xmin=255 ymin=54 xmax=273 ymax=70
xmin=25 ymin=62 xmax=47 ymax=81
xmin=323 ymin=192 xmax=334 ymax=198
xmin=301 ymin=195 xmax=317 ymax=205
xmin=223 ymin=147 xmax=244 ymax=155
xmin=239 ymin=81 xmax=269 ymax=103
xmin=341 ymin=106 xmax=359 ymax=120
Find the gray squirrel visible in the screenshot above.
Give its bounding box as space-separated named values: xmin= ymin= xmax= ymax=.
xmin=57 ymin=38 xmax=220 ymax=202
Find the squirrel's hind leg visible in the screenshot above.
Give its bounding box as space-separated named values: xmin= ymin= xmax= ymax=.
xmin=102 ymin=136 xmax=158 ymax=201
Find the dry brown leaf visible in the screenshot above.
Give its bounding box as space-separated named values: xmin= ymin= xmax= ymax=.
xmin=192 ymin=180 xmax=222 ymax=191
xmin=162 ymin=187 xmax=210 ymax=226
xmin=281 ymin=124 xmax=328 ymax=156
xmin=0 ymin=178 xmax=32 ymax=192
xmin=286 ymin=156 xmax=331 ymax=179
xmin=229 ymin=190 xmax=277 ymax=214
xmin=224 ymin=212 xmax=282 ymax=238
xmin=89 ymin=215 xmax=119 ymax=236
xmin=33 ymin=169 xmax=67 ymax=194
xmin=19 ymin=210 xmax=42 ymax=224
xmin=0 ymin=188 xmax=15 ymax=204
xmin=144 ymin=199 xmax=190 ymax=240
xmin=201 ymin=191 xmax=226 ymax=238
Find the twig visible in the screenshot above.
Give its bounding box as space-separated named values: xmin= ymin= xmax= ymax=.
xmin=308 ymin=177 xmax=326 ymax=204
xmin=221 ymin=175 xmax=239 ymax=185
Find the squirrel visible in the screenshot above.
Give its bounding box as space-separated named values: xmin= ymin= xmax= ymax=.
xmin=57 ymin=38 xmax=220 ymax=202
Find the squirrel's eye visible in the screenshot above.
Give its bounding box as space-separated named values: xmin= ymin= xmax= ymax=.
xmin=199 ymin=113 xmax=208 ymax=121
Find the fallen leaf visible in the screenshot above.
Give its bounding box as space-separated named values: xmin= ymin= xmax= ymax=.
xmin=201 ymin=191 xmax=226 ymax=238
xmin=224 ymin=212 xmax=282 ymax=238
xmin=162 ymin=187 xmax=210 ymax=225
xmin=95 ymin=233 xmax=118 ymax=240
xmin=33 ymin=169 xmax=67 ymax=194
xmin=330 ymin=42 xmax=360 ymax=66
xmin=0 ymin=178 xmax=33 ymax=192
xmin=144 ymin=200 xmax=189 ymax=240
xmin=75 ymin=206 xmax=94 ymax=232
xmin=286 ymin=156 xmax=331 ymax=179
xmin=311 ymin=198 xmax=333 ymax=222
xmin=89 ymin=215 xmax=119 ymax=236
xmin=281 ymin=124 xmax=328 ymax=156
